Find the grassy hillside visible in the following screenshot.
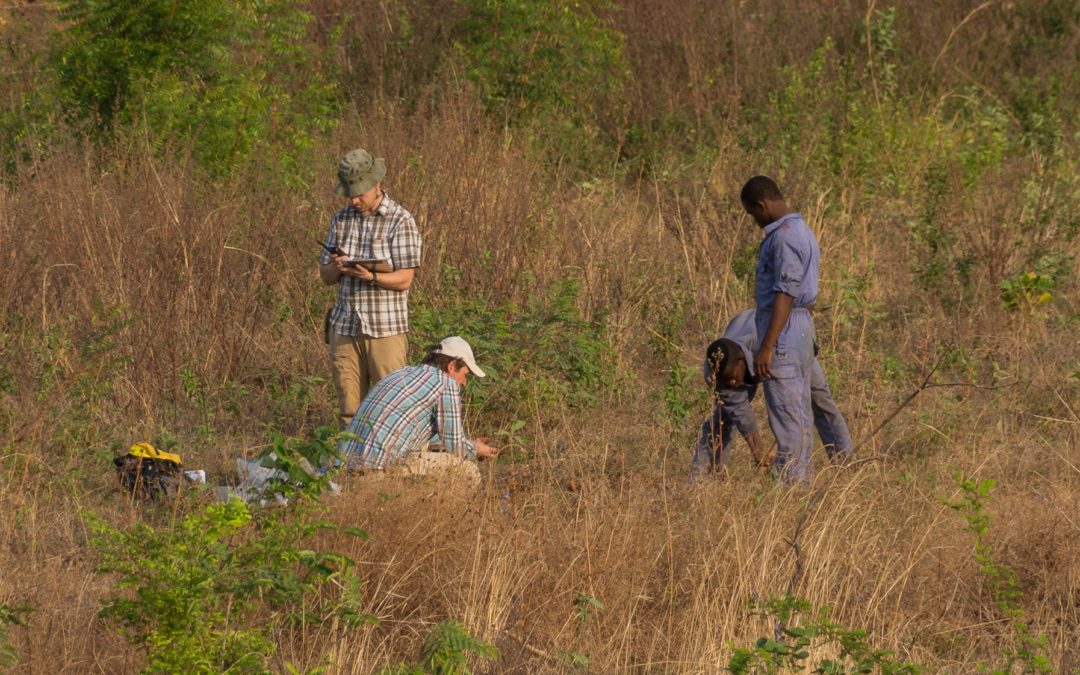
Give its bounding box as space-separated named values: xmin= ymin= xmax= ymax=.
xmin=0 ymin=0 xmax=1077 ymax=672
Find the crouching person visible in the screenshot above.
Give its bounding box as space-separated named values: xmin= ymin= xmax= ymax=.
xmin=339 ymin=336 xmax=500 ymax=485
xmin=691 ymin=309 xmax=853 ymax=481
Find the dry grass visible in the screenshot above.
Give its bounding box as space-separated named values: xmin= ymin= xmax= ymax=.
xmin=1 ymin=1 xmax=1078 ymax=672
xmin=291 ymin=409 xmax=1079 ymax=673
xmin=2 ymin=114 xmax=1078 ymax=673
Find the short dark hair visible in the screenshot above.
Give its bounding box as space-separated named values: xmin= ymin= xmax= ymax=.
xmin=740 ymin=175 xmax=783 ymax=205
xmin=421 ymin=347 xmax=466 ymax=373
xmin=705 ymin=338 xmax=742 ymax=391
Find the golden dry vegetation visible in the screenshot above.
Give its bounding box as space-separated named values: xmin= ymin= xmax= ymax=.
xmin=0 ymin=0 xmax=1077 ymax=672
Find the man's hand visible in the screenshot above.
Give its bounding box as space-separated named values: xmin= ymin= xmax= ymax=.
xmin=335 ymin=256 xmax=376 ymax=282
xmin=753 ymin=348 xmax=774 ymax=380
xmin=474 ymin=438 xmax=501 ymax=459
xmin=320 ymin=255 xmax=344 ymax=285
xmin=755 ymin=291 xmax=794 ymax=379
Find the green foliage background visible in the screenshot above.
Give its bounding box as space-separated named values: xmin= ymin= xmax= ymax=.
xmin=46 ymin=0 xmax=340 ymax=180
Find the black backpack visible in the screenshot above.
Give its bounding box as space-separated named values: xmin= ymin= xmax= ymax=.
xmin=114 ymin=443 xmax=183 ymax=499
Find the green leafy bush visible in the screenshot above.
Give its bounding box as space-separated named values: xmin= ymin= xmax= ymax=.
xmin=0 ymin=604 xmax=32 ymax=669
xmin=410 ymin=274 xmax=614 ymax=418
xmin=453 ymin=0 xmax=627 ymax=174
xmin=89 ymin=437 xmax=370 ymax=673
xmin=49 ymin=0 xmax=339 ymax=179
xmin=383 ymin=619 xmax=498 ymax=675
xmin=557 ymin=593 xmax=604 ymax=670
xmin=945 ymin=475 xmax=1053 ymax=674
xmin=1000 ymin=270 xmax=1054 ymax=311
xmin=51 ymin=0 xmax=237 ymax=129
xmin=454 ymin=0 xmax=624 ymax=121
xmin=662 ymin=360 xmax=703 ymax=429
xmin=258 ymin=424 xmax=345 ymax=497
xmin=727 ymin=595 xmax=922 ymax=674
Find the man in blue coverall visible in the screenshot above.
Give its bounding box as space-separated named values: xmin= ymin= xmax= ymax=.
xmin=741 ymin=176 xmax=821 ymax=485
xmin=690 ymin=309 xmax=853 ymax=480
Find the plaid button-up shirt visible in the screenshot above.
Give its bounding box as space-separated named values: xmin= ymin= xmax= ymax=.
xmin=320 ymin=193 xmax=422 ymax=338
xmin=340 ymin=364 xmax=478 ymax=470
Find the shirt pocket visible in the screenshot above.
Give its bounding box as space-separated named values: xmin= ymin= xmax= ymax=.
xmin=371 ymin=236 xmax=391 ymax=262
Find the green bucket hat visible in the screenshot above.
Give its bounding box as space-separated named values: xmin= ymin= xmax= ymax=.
xmin=335 ymin=148 xmax=386 ymax=198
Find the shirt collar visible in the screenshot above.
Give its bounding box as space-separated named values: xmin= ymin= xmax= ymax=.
xmin=421 ymin=363 xmax=460 ymax=388
xmin=374 ymin=192 xmax=392 ymax=216
xmin=762 ymin=211 xmax=802 ymax=237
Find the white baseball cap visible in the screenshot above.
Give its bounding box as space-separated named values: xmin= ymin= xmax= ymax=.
xmin=434 ymin=336 xmax=486 ymax=378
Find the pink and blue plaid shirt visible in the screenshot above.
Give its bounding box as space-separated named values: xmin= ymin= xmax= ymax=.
xmin=340 ymin=365 xmax=478 ymax=470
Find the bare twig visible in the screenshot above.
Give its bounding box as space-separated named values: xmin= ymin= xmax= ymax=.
xmin=850 ymin=350 xmax=1016 ymax=458
xmin=1033 ymin=414 xmax=1078 ymax=425
xmin=784 ymin=504 xmax=811 ymax=598
xmin=855 ymin=357 xmax=943 ymax=451
xmin=774 ymin=485 xmax=817 ymax=641
xmin=223 ymin=245 xmax=269 ymax=265
xmin=929 ymin=1 xmax=999 ymax=75
xmin=1029 ymin=486 xmax=1080 ymax=535
xmin=644 ymin=325 xmax=699 ymax=361
xmin=502 ymin=631 xmax=558 ymax=661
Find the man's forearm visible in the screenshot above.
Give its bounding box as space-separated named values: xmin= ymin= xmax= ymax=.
xmin=760 ymin=292 xmax=794 ymax=351
xmin=373 ymin=267 xmax=415 ymax=291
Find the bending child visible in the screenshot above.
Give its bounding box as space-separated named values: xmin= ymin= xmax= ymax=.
xmin=691 ymin=309 xmax=852 ymax=481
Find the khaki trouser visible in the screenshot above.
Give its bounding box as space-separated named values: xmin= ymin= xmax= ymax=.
xmin=398 ymin=451 xmax=482 ymax=487
xmin=353 ymin=451 xmax=482 ymax=489
xmin=329 ymin=331 xmax=408 ymax=429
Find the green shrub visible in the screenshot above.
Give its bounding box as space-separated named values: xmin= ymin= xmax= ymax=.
xmin=49 ymin=0 xmax=339 ymax=180
xmin=89 ymin=431 xmax=371 ymax=673
xmin=453 ymin=0 xmax=627 ymax=174
xmin=1000 ymin=270 xmax=1054 ymax=312
xmin=454 ymin=0 xmax=623 ymax=121
xmin=944 ymin=475 xmax=1053 ymax=674
xmin=662 ymin=359 xmax=703 ymax=430
xmin=410 ymin=274 xmax=614 ymax=419
xmin=556 ymin=593 xmax=604 ymax=670
xmin=383 ymin=619 xmax=498 ymax=675
xmin=0 ymin=604 xmax=32 ymax=669
xmin=258 ymin=424 xmax=345 ymax=497
xmin=727 ymin=595 xmax=922 ymax=674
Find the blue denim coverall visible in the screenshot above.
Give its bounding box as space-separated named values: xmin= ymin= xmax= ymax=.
xmin=690 ymin=310 xmax=853 ymax=479
xmin=755 ymin=213 xmax=821 ymax=485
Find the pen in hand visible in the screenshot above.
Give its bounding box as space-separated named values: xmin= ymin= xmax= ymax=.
xmin=317 ymin=240 xmax=345 ymax=256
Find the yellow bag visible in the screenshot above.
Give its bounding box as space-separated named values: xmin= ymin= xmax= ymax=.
xmin=114 ymin=443 xmax=183 ymax=498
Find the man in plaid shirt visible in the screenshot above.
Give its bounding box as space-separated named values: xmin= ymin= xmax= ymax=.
xmin=320 ymin=148 xmax=422 ymax=429
xmin=340 ymin=336 xmax=500 ymax=481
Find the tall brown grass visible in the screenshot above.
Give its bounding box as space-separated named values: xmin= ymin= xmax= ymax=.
xmin=1 ymin=0 xmax=1078 ymax=672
